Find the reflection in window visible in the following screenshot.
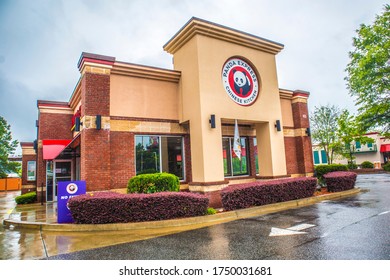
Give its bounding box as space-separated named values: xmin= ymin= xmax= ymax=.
xmin=222 ymin=137 xmax=249 ymax=177
xmin=135 ymin=135 xmax=184 ymax=180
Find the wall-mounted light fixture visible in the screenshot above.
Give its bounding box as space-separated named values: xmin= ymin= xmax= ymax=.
xmin=275 ymin=120 xmax=281 ymax=132
xmin=96 ymin=115 xmax=101 ymax=130
xmin=75 ymin=117 xmax=83 ymax=132
xmin=209 ymin=114 xmax=216 ymax=129
xmin=306 ymin=127 xmax=311 ymax=136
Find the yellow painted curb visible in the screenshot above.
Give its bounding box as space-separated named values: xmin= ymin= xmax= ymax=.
xmin=3 ymin=188 xmax=362 ymax=232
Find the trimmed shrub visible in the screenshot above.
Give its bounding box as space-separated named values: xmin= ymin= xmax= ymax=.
xmin=15 ymin=191 xmax=37 ymax=204
xmin=361 ymin=161 xmax=374 ymax=169
xmin=323 ymin=171 xmax=357 ymax=192
xmin=68 ymin=191 xmax=209 ymax=224
xmin=347 ymin=163 xmax=358 ymax=170
xmin=383 ymin=162 xmax=390 ymax=172
xmin=221 ymin=177 xmax=317 ymax=211
xmin=315 ymin=164 xmax=348 ymax=185
xmin=127 ymin=172 xmax=179 ymax=194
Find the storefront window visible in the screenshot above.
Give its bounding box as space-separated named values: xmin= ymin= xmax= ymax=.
xmin=27 ymin=161 xmax=36 ymax=181
xmin=223 ymin=137 xmax=249 ymax=177
xmin=135 ymin=135 xmax=184 ymax=180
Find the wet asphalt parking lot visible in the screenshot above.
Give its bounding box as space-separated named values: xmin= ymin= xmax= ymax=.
xmin=46 ymin=174 xmax=390 ymax=260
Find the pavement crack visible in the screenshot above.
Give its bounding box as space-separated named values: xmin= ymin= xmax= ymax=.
xmin=39 ymin=227 xmax=49 ymax=259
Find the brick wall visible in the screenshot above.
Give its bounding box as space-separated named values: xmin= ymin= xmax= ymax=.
xmin=80 ymin=71 xmax=111 ymax=191
xmin=81 ymin=72 xmax=110 ymax=116
xmin=110 ymin=131 xmax=135 ymax=189
xmin=81 ymin=129 xmax=111 ymax=191
xmin=289 ymin=92 xmax=314 ymax=175
xmin=38 ymin=113 xmax=73 ymax=140
xmin=36 ymin=147 xmax=45 ymax=202
xmin=183 ymin=134 xmax=192 ymax=183
xmin=21 ymin=154 xmax=37 ymax=186
xmin=248 ymin=136 xmax=257 ymax=176
xmin=36 ymin=112 xmax=73 ymax=200
xmin=284 ymin=136 xmax=299 ymax=175
xmin=302 ymin=136 xmax=314 ymax=173
xmin=292 ymin=102 xmax=310 ymax=129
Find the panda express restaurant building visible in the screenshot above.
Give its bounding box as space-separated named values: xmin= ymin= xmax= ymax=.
xmin=22 ymin=18 xmax=314 ymax=206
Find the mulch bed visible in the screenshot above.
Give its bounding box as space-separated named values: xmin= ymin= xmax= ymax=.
xmin=313 ymin=187 xmax=331 ymax=196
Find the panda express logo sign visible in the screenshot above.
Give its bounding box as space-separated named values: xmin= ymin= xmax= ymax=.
xmin=222 ymin=57 xmax=259 ymax=106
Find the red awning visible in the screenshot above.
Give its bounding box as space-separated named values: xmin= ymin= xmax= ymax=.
xmin=380 ymin=144 xmax=390 ymax=153
xmin=42 ymin=139 xmax=72 ymax=160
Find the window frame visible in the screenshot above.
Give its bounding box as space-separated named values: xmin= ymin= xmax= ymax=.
xmin=27 ymin=160 xmax=36 ymax=181
xmin=134 ymin=135 xmax=185 ymax=181
xmin=222 ymin=136 xmax=250 ymax=177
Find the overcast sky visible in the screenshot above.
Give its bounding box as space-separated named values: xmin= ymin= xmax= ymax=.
xmin=0 ymin=0 xmax=387 ymax=155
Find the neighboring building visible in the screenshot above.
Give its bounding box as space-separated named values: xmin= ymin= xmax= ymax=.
xmin=20 ymin=142 xmax=36 ymax=193
xmin=5 ymin=155 xmax=22 ymax=178
xmin=21 ymin=17 xmax=314 ymax=206
xmin=312 ymin=132 xmax=390 ymax=166
xmin=312 ymin=145 xmax=329 ymax=165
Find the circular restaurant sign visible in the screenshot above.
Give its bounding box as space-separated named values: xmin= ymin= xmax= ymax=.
xmin=221 ymin=57 xmax=259 ymax=106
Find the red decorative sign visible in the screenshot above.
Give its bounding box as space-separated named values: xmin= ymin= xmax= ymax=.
xmin=222 ymin=58 xmax=259 ymax=106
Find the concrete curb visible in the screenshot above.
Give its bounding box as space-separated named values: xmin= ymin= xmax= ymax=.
xmin=3 ymin=188 xmax=362 ymax=232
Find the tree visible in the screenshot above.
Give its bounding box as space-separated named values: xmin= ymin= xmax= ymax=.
xmin=345 ymin=5 xmax=390 ymax=135
xmin=0 ymin=116 xmax=19 ymax=178
xmin=337 ymin=110 xmax=373 ymax=164
xmin=310 ymin=104 xmax=341 ymax=164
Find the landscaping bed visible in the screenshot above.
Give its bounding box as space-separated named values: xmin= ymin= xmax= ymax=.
xmin=67 ymin=172 xmax=358 ymax=224
xmin=68 ymin=191 xmax=209 ymax=224
xmin=221 ymin=177 xmax=317 ymax=211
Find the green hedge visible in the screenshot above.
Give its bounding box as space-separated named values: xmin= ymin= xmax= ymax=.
xmin=347 ymin=163 xmax=358 ymax=170
xmin=314 ymin=164 xmax=348 ymax=185
xmin=383 ymin=162 xmax=390 ymax=172
xmin=127 ymin=172 xmax=180 ymax=194
xmin=15 ymin=191 xmax=37 ymax=204
xmin=361 ymin=161 xmax=374 ymax=169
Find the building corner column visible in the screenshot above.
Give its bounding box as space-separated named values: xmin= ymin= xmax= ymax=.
xmin=292 ymin=90 xmax=314 ymax=175
xmin=78 ymin=53 xmax=115 ymax=191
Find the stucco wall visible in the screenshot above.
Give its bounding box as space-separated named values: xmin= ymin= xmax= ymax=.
xmin=110 ymin=74 xmax=179 ymax=120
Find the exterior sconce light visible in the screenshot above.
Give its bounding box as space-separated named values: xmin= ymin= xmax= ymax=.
xmin=306 ymin=127 xmax=311 ymax=136
xmin=96 ymin=115 xmax=101 ymax=130
xmin=209 ymin=114 xmax=216 ymax=128
xmin=275 ymin=120 xmax=281 ymax=132
xmin=75 ymin=117 xmax=83 ymax=132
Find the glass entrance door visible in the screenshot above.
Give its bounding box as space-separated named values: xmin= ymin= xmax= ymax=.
xmin=46 ymin=160 xmax=72 ymax=202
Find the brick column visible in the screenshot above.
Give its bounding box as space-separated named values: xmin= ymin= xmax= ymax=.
xmin=78 ymin=53 xmax=115 ymax=191
xmin=248 ymin=136 xmax=257 ymax=176
xmin=20 ymin=142 xmax=37 ymax=194
xmin=291 ymin=90 xmax=314 ymax=175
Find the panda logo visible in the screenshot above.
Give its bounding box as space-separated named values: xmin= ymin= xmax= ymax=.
xmin=66 ymin=183 xmax=78 ymax=194
xmin=222 ymin=57 xmax=259 ymax=106
xmin=233 ymin=69 xmax=251 ymax=97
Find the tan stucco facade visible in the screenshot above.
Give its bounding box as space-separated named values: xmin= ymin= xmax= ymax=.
xmin=110 ymin=63 xmax=181 ymax=121
xmin=164 ymin=18 xmax=288 ymax=186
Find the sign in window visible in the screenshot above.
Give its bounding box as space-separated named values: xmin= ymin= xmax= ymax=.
xmin=222 ymin=137 xmax=250 ymax=177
